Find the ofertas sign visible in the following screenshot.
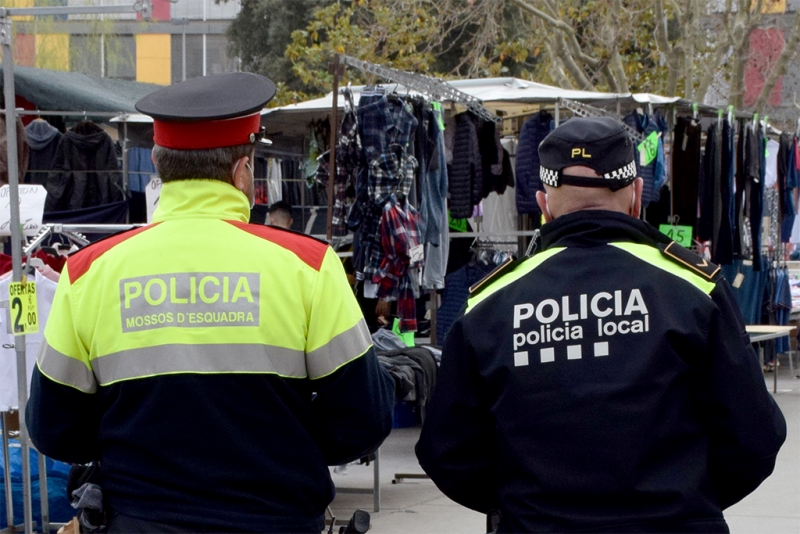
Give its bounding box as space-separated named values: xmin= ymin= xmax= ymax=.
xmin=146 ymin=175 xmax=162 ymax=223
xmin=0 ymin=185 xmax=47 ymax=237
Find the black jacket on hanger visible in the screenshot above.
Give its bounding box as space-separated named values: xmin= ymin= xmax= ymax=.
xmin=45 ymin=121 xmax=123 ymax=212
xmin=25 ymin=119 xmax=62 ymax=186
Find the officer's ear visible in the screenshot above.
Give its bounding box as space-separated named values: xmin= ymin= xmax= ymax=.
xmin=631 ymin=178 xmax=644 ymax=219
xmin=232 ymin=156 xmax=250 ymax=191
xmin=536 ymin=191 xmax=553 ymax=222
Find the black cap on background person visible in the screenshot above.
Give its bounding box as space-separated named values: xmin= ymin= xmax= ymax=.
xmin=536 ymin=116 xmax=643 ymax=222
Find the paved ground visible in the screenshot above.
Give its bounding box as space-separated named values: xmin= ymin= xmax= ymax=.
xmin=328 ymin=362 xmax=800 ymax=534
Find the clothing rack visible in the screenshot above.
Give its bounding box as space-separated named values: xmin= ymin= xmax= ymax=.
xmin=5 ymin=109 xmax=137 ymax=223
xmin=337 ymin=55 xmax=501 ymax=124
xmin=557 ymin=98 xmax=645 ymax=143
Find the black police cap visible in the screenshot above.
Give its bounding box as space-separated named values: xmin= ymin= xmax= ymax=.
xmin=135 ymin=72 xmax=276 ymax=150
xmin=538 ymin=117 xmax=637 ymax=191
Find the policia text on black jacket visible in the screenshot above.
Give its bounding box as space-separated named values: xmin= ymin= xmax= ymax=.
xmin=415 ymin=117 xmax=787 ymax=533
xmin=25 ymin=73 xmax=396 ymax=534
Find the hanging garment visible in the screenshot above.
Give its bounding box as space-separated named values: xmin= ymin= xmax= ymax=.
xmin=331 ymin=93 xmax=360 ymax=237
xmin=774 ymin=267 xmax=792 ymax=353
xmin=448 ymin=112 xmax=483 ymax=218
xmin=373 ymin=196 xmax=423 ymax=332
xmin=778 ymin=134 xmax=797 ymax=243
xmin=0 ymin=269 xmax=58 ymax=411
xmin=44 ymin=121 xmax=123 ymax=212
xmin=24 ymin=119 xmax=61 ymax=186
xmin=266 ymin=159 xmax=283 ymax=207
xmin=671 ymin=117 xmax=702 ymax=230
xmin=418 ymin=103 xmax=448 ymax=247
xmin=435 ymin=260 xmax=496 ymax=343
xmin=623 ymin=110 xmax=659 ymax=207
xmin=652 ymin=110 xmax=670 ymax=194
xmin=751 ymin=127 xmax=766 ymax=270
xmin=764 ymin=139 xmax=780 ymax=188
xmin=126 ymin=147 xmax=156 ymax=192
xmin=0 ymin=114 xmax=29 ymax=186
xmin=717 ymin=120 xmax=735 ymax=265
xmin=421 ymin=205 xmax=449 ymax=291
xmin=43 ymin=199 xmax=128 ymax=232
xmin=515 ymin=110 xmax=552 ymax=215
xmin=698 ymin=123 xmax=720 ymax=243
xmin=474 ymin=117 xmax=508 ymax=198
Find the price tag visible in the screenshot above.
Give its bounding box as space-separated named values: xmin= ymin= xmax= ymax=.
xmin=0 ymin=184 xmax=47 ymax=237
xmin=732 ymin=273 xmax=745 ymax=289
xmin=8 ymin=281 xmax=38 ymax=336
xmin=659 ymin=224 xmax=693 ymax=248
xmin=145 ymin=175 xmax=162 ymax=223
xmin=409 ymin=244 xmax=424 ymax=264
xmin=637 ymin=131 xmax=659 ymax=167
xmin=448 ymin=211 xmax=468 ymax=232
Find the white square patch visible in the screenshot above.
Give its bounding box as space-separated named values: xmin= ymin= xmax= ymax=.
xmin=594 ymin=342 xmax=609 ymax=357
xmin=514 ymin=351 xmax=529 ymax=367
xmin=540 ymin=347 xmax=555 ymax=363
xmin=567 ymin=345 xmax=582 ymax=360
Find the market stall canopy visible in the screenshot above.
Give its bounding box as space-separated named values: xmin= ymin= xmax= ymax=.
xmin=0 ymin=66 xmax=162 ymax=113
xmin=261 ymin=77 xmax=688 ymax=140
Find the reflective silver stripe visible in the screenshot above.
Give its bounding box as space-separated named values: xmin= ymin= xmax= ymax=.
xmin=306 ymin=321 xmax=372 ymax=379
xmin=37 ymin=342 xmax=98 ymax=394
xmin=92 ymin=343 xmax=307 ymax=385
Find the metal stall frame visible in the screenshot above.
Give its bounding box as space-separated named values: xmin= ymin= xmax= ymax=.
xmin=0 ymin=3 xmax=147 ymax=532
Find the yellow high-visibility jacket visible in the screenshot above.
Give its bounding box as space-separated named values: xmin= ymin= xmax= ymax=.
xmin=27 ymin=179 xmax=395 ymax=533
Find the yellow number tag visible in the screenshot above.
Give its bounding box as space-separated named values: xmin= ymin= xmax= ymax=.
xmin=8 ymin=281 xmax=39 ymax=336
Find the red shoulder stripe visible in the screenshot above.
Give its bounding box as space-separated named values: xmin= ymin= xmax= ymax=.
xmin=225 ymin=221 xmax=328 ymax=271
xmin=68 ymin=224 xmax=159 ymax=284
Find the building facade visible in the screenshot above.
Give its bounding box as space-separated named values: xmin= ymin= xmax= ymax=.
xmin=5 ymin=0 xmax=241 ymax=85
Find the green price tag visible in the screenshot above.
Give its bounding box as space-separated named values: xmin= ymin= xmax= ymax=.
xmin=8 ymin=281 xmax=39 ymax=336
xmin=448 ymin=211 xmax=468 ymax=232
xmin=659 ymin=224 xmax=693 ymax=248
xmin=637 ymin=131 xmax=659 ymax=166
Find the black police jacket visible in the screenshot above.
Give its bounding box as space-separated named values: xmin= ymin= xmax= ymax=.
xmin=416 ymin=210 xmax=787 ymax=533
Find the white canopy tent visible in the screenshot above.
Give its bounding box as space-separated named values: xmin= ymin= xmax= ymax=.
xmin=260 ymin=77 xmax=690 ymax=141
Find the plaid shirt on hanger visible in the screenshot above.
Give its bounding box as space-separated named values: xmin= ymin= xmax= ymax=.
xmin=368 ymin=144 xmax=417 ymax=203
xmin=331 ymin=107 xmax=360 ymax=237
xmin=373 ymin=196 xmax=423 ymax=332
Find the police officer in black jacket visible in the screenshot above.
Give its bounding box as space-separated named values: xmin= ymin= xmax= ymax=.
xmin=415 ymin=117 xmax=786 ymax=533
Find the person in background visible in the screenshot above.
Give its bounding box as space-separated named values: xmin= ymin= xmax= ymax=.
xmin=26 ymin=72 xmax=395 ymax=534
xmin=416 ymin=117 xmax=786 ymax=533
xmin=267 ymin=200 xmax=294 ymax=229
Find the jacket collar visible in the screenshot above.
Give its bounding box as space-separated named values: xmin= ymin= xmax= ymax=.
xmin=540 ymin=210 xmax=669 ymax=250
xmin=152 ymin=179 xmax=250 ymax=223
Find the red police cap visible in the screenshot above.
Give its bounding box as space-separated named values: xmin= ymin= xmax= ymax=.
xmin=135 ymin=72 xmax=276 ymax=150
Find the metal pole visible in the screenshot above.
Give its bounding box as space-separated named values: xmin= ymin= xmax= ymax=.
xmin=123 ymin=121 xmax=129 ymax=224
xmin=2 ymin=412 xmax=15 ymax=531
xmin=2 ymin=15 xmax=34 ymax=534
xmin=554 ymin=101 xmax=560 ymax=127
xmin=325 ymin=54 xmax=341 ymax=242
xmin=202 ymin=0 xmax=206 ymax=76
xmin=37 ymin=450 xmax=49 ymax=534
xmin=181 ymin=24 xmax=186 ymax=81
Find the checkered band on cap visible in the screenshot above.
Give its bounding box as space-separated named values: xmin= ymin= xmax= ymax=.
xmin=603 ymin=160 xmax=637 ymax=181
xmin=540 ymin=166 xmax=559 ymax=186
xmin=539 ymin=160 xmax=636 ymax=188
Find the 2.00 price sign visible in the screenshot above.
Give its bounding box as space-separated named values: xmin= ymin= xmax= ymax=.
xmin=8 ymin=281 xmax=39 ymax=336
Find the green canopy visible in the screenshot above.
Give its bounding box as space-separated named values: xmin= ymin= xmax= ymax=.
xmin=0 ymin=66 xmax=162 ymax=113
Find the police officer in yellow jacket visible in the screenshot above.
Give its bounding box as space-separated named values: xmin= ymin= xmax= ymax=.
xmin=26 ymin=73 xmax=395 ymax=533
xmin=416 ymin=117 xmax=786 ymax=533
